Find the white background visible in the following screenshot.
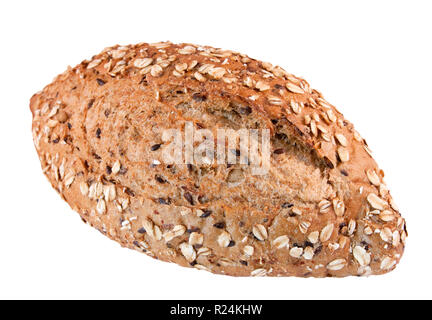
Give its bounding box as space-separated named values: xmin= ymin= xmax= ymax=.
xmin=0 ymin=0 xmax=430 ymax=299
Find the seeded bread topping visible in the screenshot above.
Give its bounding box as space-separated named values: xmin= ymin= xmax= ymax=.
xmin=30 ymin=41 xmax=406 ymax=277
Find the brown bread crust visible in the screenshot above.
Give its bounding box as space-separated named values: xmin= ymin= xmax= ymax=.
xmin=30 ymin=42 xmax=406 ymax=277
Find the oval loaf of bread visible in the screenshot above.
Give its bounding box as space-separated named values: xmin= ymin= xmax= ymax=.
xmin=30 ymin=42 xmax=406 ymax=277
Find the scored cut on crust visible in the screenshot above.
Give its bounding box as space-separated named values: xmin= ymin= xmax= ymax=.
xmin=30 ymin=41 xmax=407 ymax=277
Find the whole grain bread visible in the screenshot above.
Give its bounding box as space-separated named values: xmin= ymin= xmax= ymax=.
xmin=30 ymin=42 xmax=406 ymax=277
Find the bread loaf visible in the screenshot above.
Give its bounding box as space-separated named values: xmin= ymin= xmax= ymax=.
xmin=30 ymin=42 xmax=406 ymax=277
